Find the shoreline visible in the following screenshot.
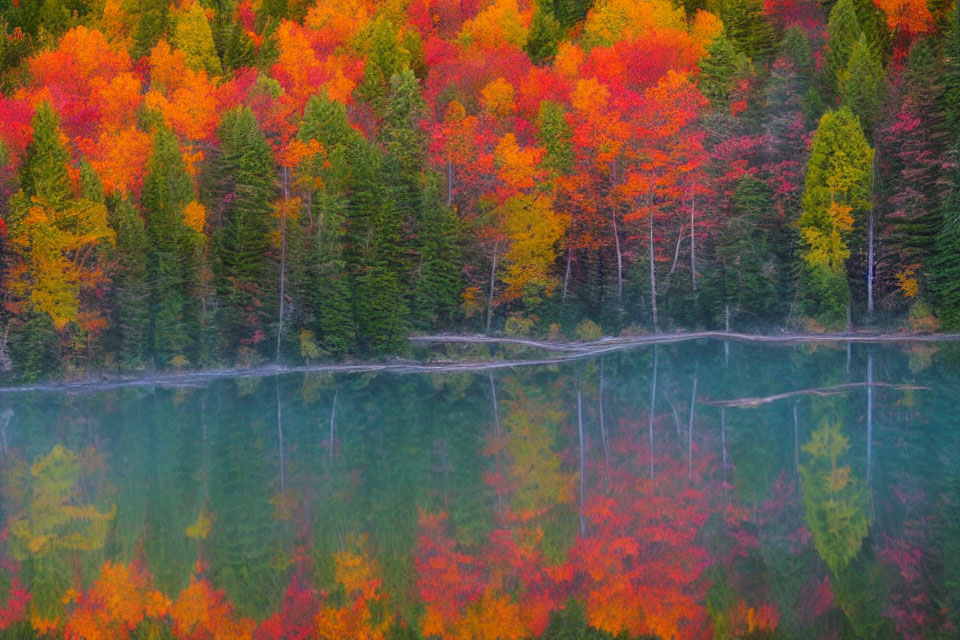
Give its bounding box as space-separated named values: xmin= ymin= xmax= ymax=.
xmin=0 ymin=330 xmax=956 ymax=394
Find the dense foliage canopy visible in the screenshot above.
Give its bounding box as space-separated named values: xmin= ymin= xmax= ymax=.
xmin=0 ymin=0 xmax=953 ymax=381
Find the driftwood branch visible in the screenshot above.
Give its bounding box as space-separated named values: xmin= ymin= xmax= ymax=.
xmin=410 ymin=331 xmax=960 ymax=353
xmin=706 ymin=382 xmax=927 ymax=408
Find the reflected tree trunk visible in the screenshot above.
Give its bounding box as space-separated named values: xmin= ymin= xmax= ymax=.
xmin=669 ymin=399 xmax=682 ymax=438
xmin=489 ymin=373 xmax=504 ymax=515
xmin=648 ymin=346 xmax=658 ymax=479
xmin=329 ymin=387 xmax=339 ymax=460
xmin=688 ymin=372 xmax=697 ymax=479
xmin=0 ymin=408 xmax=11 ymax=459
xmin=577 ymin=372 xmax=586 ymax=537
xmin=276 ymin=379 xmax=285 ymax=494
xmin=867 ymin=353 xmax=873 ymax=485
xmin=793 ymin=402 xmax=799 ymax=475
xmin=720 ymin=407 xmax=727 ymax=491
xmin=724 ymin=305 xmax=730 ymax=368
xmin=599 ymin=358 xmax=609 ymax=490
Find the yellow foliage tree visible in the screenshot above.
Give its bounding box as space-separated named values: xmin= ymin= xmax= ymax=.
xmin=458 ymin=0 xmax=531 ymax=49
xmin=501 ymin=193 xmax=567 ymax=306
xmin=7 ymin=196 xmax=115 ymax=330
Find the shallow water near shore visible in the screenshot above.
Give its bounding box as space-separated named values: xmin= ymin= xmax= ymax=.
xmin=1 ymin=338 xmax=958 ymax=639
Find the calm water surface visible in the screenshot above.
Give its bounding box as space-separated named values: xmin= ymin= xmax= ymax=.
xmin=1 ymin=339 xmax=959 ymax=639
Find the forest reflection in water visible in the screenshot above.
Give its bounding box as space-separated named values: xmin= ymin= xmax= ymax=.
xmin=1 ymin=339 xmax=959 ymax=639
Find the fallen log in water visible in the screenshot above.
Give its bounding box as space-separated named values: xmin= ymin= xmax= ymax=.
xmin=706 ymin=382 xmax=927 ymax=408
xmin=0 ymin=331 xmax=951 ymax=395
xmin=409 ymin=330 xmax=960 ymax=352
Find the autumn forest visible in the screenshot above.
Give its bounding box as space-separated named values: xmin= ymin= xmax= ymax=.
xmin=0 ymin=0 xmax=956 ymax=382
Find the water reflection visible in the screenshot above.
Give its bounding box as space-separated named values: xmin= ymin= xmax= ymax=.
xmin=1 ymin=340 xmax=959 ymax=639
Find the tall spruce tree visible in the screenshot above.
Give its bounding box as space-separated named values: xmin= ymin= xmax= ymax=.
xmin=841 ymin=33 xmax=886 ymax=136
xmin=823 ymin=0 xmax=862 ymax=103
xmin=413 ymin=175 xmax=463 ymax=329
xmin=142 ymin=124 xmax=199 ymax=366
xmin=290 ymin=93 xmax=358 ymax=356
xmin=931 ymin=5 xmax=960 ymax=326
xmin=210 ymin=107 xmax=277 ymax=358
xmin=108 ymin=198 xmax=150 ymax=368
xmin=347 ymin=139 xmax=407 ymax=353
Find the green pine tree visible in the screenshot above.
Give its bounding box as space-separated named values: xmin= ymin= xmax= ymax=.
xmin=290 ymin=94 xmax=358 ymax=356
xmin=132 ymin=0 xmax=170 ymax=59
xmin=697 ymin=33 xmax=752 ymax=108
xmin=525 ymin=4 xmax=563 ymax=64
xmin=715 ymin=0 xmax=776 ymax=61
xmin=108 ymin=198 xmax=150 ymax=368
xmin=348 ymin=139 xmax=408 ymax=353
xmin=210 ymin=107 xmax=277 ymax=359
xmin=19 ymin=102 xmax=71 ymax=208
xmin=823 ymin=0 xmax=861 ymax=102
xmin=537 ymin=101 xmax=574 ymax=175
xmin=931 ymin=4 xmax=960 ymax=327
xmin=142 ymin=124 xmax=199 ymax=366
xmin=840 ymin=33 xmax=886 ymax=135
xmin=413 ymin=175 xmax=463 ymax=329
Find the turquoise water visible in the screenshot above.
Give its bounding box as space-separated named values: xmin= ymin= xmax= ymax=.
xmin=1 ymin=339 xmax=958 ymax=639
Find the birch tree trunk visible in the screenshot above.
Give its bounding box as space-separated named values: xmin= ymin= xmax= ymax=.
xmin=613 ymin=208 xmax=623 ymax=308
xmin=649 ymin=202 xmax=659 ymax=331
xmin=690 ymin=188 xmax=697 ymax=295
xmin=446 ymin=158 xmax=453 ymax=207
xmin=276 ymin=167 xmax=289 ymax=363
xmin=867 ymin=209 xmax=874 ymax=317
xmin=486 ymin=244 xmax=499 ymax=333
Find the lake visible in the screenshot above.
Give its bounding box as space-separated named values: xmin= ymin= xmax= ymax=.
xmin=1 ymin=338 xmax=958 ymax=639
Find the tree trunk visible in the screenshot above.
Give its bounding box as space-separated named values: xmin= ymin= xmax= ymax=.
xmin=446 ymin=159 xmax=453 ymax=207
xmin=648 ymin=346 xmax=658 ymax=479
xmin=486 ymin=244 xmax=498 ymax=333
xmin=276 ymin=167 xmax=289 ymax=363
xmin=649 ymin=204 xmax=659 ymax=331
xmin=563 ymin=244 xmax=572 ymax=302
xmin=690 ymin=188 xmax=697 ymax=296
xmin=612 ymin=208 xmax=623 ymax=308
xmin=868 ymin=151 xmax=877 ymax=317
xmin=867 ymin=209 xmax=875 ymax=317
